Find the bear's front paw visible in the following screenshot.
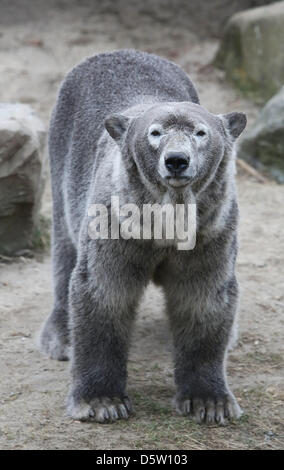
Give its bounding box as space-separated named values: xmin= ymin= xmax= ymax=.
xmin=67 ymin=394 xmax=133 ymax=423
xmin=174 ymin=393 xmax=242 ymax=425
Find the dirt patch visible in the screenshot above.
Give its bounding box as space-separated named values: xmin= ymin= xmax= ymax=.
xmin=0 ymin=1 xmax=283 ymax=450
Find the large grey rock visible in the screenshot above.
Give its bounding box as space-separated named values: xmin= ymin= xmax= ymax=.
xmin=238 ymin=87 xmax=284 ymax=182
xmin=0 ymin=104 xmax=46 ymax=255
xmin=215 ymin=1 xmax=284 ymax=102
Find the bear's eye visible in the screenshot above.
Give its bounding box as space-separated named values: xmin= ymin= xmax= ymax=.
xmin=151 ymin=129 xmax=161 ymax=137
xmin=196 ymin=130 xmax=206 ymax=137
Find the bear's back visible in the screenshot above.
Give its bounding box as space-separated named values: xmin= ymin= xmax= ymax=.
xmin=49 ymin=50 xmax=199 ymax=172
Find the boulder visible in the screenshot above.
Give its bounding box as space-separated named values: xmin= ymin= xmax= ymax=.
xmin=215 ymin=1 xmax=284 ymax=102
xmin=238 ymin=87 xmax=284 ymax=182
xmin=0 ymin=104 xmax=46 ymax=255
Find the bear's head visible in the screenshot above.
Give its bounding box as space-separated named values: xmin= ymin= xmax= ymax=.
xmin=105 ymin=102 xmax=246 ymax=196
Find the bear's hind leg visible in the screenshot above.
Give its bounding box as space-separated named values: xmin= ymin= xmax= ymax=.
xmin=39 ymin=221 xmax=76 ymax=361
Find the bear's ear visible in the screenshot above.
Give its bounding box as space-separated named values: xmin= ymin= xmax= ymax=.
xmin=221 ymin=112 xmax=247 ymax=139
xmin=104 ymin=114 xmax=130 ymax=141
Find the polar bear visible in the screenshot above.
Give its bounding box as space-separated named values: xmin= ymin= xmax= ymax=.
xmin=39 ymin=49 xmax=246 ymax=424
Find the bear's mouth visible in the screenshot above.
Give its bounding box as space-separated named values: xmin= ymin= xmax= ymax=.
xmin=166 ymin=176 xmax=191 ymax=188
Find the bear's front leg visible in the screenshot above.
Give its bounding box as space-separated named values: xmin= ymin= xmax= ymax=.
xmin=67 ymin=252 xmax=142 ymax=423
xmin=166 ymin=263 xmax=242 ymax=425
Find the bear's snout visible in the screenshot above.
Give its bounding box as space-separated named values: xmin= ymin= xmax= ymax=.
xmin=164 ymin=152 xmax=189 ymax=176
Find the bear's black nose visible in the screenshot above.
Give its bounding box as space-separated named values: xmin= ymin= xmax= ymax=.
xmin=165 ymin=152 xmax=189 ymax=175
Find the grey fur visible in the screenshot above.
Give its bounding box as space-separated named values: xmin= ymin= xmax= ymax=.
xmin=39 ymin=49 xmax=246 ymax=424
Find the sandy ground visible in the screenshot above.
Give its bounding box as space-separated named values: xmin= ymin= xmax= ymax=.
xmin=0 ymin=1 xmax=283 ymax=450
